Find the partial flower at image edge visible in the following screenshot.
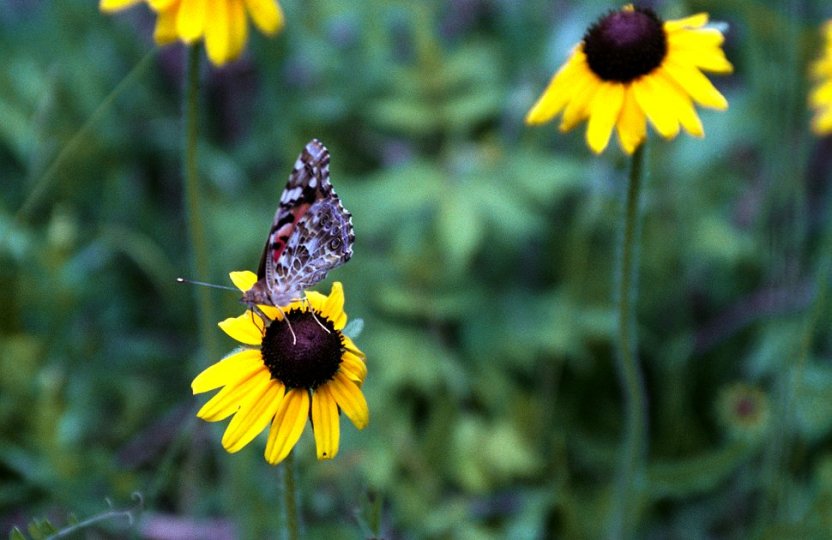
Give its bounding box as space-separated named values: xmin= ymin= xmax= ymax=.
xmin=100 ymin=0 xmax=285 ymax=66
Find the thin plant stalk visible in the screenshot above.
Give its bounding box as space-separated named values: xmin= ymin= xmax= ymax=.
xmin=183 ymin=45 xmax=219 ymax=364
xmin=282 ymin=451 xmax=300 ymax=540
xmin=609 ymin=143 xmax=648 ymax=538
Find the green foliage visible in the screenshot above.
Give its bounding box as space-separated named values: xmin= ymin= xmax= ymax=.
xmin=3 ymin=0 xmax=832 ymax=538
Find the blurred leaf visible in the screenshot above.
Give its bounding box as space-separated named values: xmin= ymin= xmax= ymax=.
xmin=792 ymin=363 xmax=832 ymax=441
xmin=647 ymin=441 xmax=751 ymax=499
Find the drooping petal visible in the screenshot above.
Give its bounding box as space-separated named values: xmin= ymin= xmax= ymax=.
xmin=560 ymin=73 xmax=602 ymax=132
xmin=661 ymin=59 xmax=729 ymax=110
xmin=226 ymin=0 xmax=249 ymax=62
xmin=222 ymin=379 xmax=284 ymax=452
xmin=632 ymin=75 xmax=681 ymax=139
xmin=219 ymin=312 xmax=264 ymax=345
xmin=526 ymin=47 xmax=588 ymax=124
xmin=667 ymin=30 xmax=734 ymax=74
xmin=191 ymin=348 xmax=263 ymax=393
xmin=264 ymin=388 xmax=310 ymax=464
xmin=176 ymin=0 xmax=208 ymax=43
xmin=153 ymin=5 xmax=179 ymax=44
xmin=328 ymin=372 xmax=369 ymax=430
xmin=245 ymin=0 xmax=284 ymax=35
xmin=615 ymin=87 xmax=647 ymax=154
xmin=311 ymin=385 xmax=340 ymax=460
xmin=204 ymin=0 xmax=233 ymax=65
xmin=585 ymin=82 xmax=625 ymax=154
xmin=656 ymin=68 xmax=704 ymax=137
xmin=197 ymin=367 xmax=271 ymax=421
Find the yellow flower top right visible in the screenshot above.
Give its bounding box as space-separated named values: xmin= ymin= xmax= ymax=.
xmin=526 ymin=5 xmax=733 ymax=154
xmin=810 ymin=21 xmax=832 ymax=135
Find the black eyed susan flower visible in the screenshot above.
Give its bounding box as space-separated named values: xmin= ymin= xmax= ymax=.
xmin=192 ymin=272 xmax=368 ymax=464
xmin=100 ymin=0 xmax=284 ymax=66
xmin=810 ymin=21 xmax=832 ymax=135
xmin=526 ymin=4 xmax=733 ymax=154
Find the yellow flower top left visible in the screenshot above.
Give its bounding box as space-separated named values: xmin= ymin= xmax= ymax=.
xmin=100 ymin=0 xmax=284 ymax=66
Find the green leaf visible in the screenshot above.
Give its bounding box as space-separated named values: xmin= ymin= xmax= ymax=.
xmin=437 ymin=186 xmax=483 ymax=274
xmin=792 ymin=363 xmax=832 ymax=440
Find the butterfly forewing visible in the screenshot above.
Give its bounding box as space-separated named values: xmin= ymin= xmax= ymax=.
xmin=242 ymin=139 xmax=354 ymax=310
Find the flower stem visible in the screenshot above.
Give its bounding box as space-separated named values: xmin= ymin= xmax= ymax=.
xmin=282 ymin=451 xmax=300 ymax=540
xmin=183 ymin=45 xmax=219 ymax=364
xmin=609 ymin=143 xmax=648 ymax=538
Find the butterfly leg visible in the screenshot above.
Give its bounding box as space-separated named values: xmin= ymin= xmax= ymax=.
xmin=300 ymin=295 xmax=331 ymax=335
xmin=248 ymin=304 xmax=298 ymax=344
xmin=248 ymin=307 xmax=267 ymax=336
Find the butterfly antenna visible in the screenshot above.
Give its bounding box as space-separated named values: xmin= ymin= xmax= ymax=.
xmin=176 ymin=277 xmax=237 ymax=292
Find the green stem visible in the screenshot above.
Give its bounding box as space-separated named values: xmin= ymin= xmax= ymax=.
xmin=14 ymin=49 xmax=157 ymax=223
xmin=609 ymin=143 xmax=648 ymax=539
xmin=283 ymin=451 xmax=300 ymax=540
xmin=183 ymin=45 xmax=219 ymax=364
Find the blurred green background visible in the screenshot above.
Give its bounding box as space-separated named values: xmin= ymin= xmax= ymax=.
xmin=3 ymin=0 xmax=832 ymax=537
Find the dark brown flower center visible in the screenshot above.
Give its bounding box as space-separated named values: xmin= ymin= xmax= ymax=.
xmin=583 ymin=6 xmax=667 ymax=83
xmin=261 ymin=310 xmax=343 ymax=390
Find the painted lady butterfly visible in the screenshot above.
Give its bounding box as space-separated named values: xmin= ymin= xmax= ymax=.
xmin=242 ymin=139 xmax=354 ymax=310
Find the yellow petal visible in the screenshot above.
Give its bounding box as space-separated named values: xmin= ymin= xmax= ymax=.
xmin=177 ymin=0 xmax=207 ymax=43
xmin=222 ymin=379 xmax=284 ymax=453
xmin=218 ymin=312 xmax=264 ymax=345
xmin=559 ymin=72 xmax=601 ymax=132
xmin=304 ymin=290 xmax=327 ymax=311
xmin=153 ymin=6 xmax=179 ymax=44
xmin=148 ymin=0 xmax=178 ymax=10
xmin=615 ymin=87 xmax=647 ymax=154
xmin=204 ymin=0 xmax=232 ymax=65
xmin=656 ymin=68 xmax=704 ymax=137
xmin=632 ymin=76 xmax=680 ymax=139
xmin=667 ymin=33 xmax=734 ymax=74
xmin=204 ymin=0 xmax=247 ymax=65
xmin=265 ymin=388 xmax=310 ymax=465
xmin=230 ymin=270 xmax=258 ymax=292
xmin=526 ymin=48 xmax=588 ymax=124
xmin=661 ymin=59 xmax=729 ymax=110
xmin=191 ymin=348 xmax=263 ymax=393
xmin=100 ymin=0 xmax=143 ymax=12
xmin=339 ymin=350 xmax=367 ymax=383
xmin=197 ymin=367 xmax=271 ymax=421
xmin=311 ymin=385 xmax=340 ymax=460
xmin=227 ymin=0 xmax=249 ymax=61
xmin=585 ymin=82 xmax=624 ymax=154
xmin=320 ymin=282 xmax=346 ymax=329
xmin=812 ymin=107 xmax=832 ymax=135
xmin=810 ymin=80 xmax=832 ymax=107
xmin=328 ymin=372 xmax=369 ymax=430
xmin=244 ymin=0 xmax=284 ymax=35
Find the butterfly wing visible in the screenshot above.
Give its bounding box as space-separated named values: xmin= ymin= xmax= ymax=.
xmin=272 ymin=197 xmax=353 ymax=294
xmin=243 ymin=139 xmax=353 ymax=308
